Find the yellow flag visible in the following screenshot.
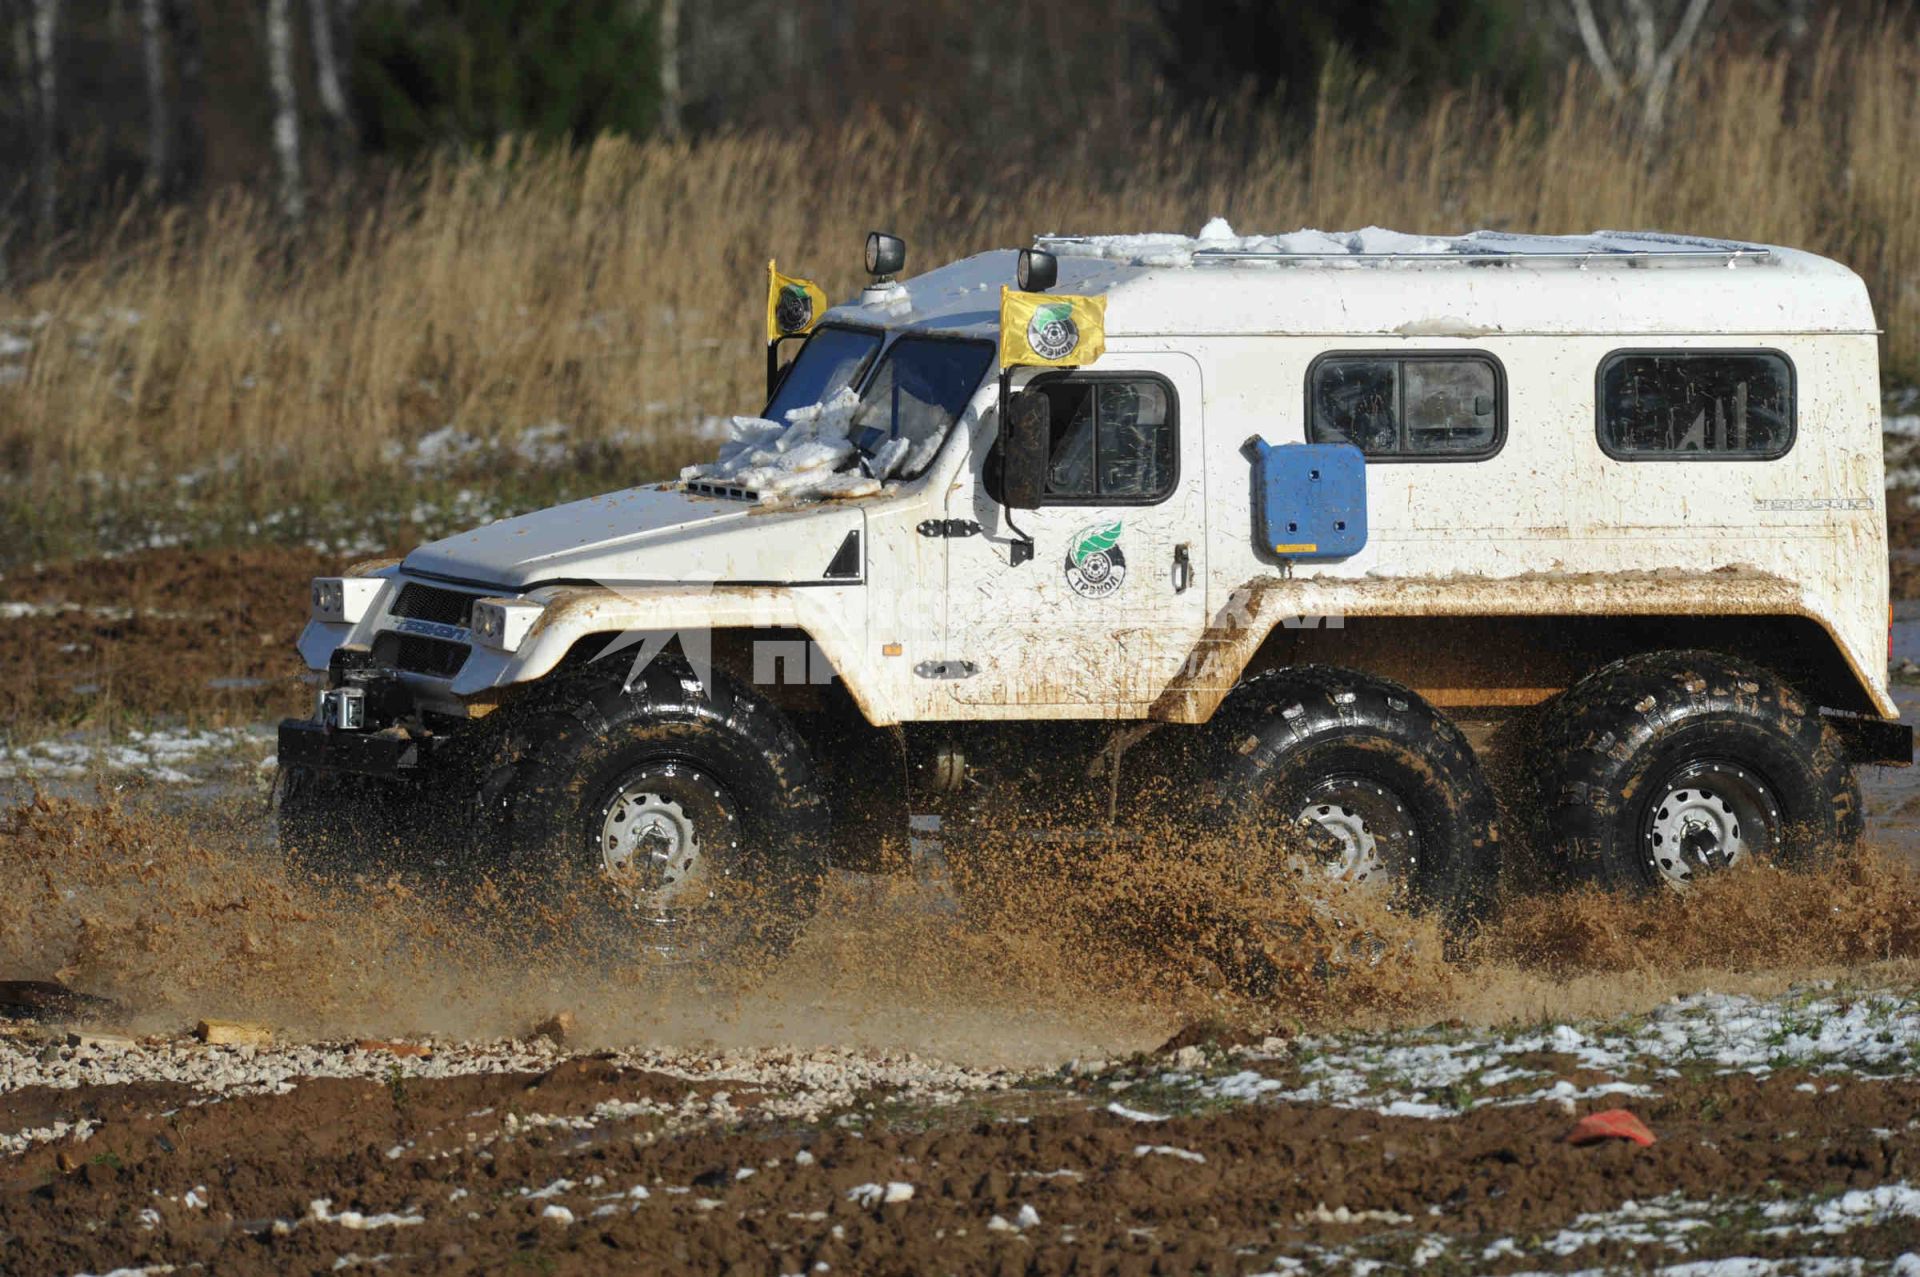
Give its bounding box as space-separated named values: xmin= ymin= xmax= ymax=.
xmin=999 ymin=286 xmax=1107 ymax=367
xmin=767 ymin=260 xmax=829 ymax=342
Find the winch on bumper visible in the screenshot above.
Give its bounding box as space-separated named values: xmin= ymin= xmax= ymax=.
xmin=277 ymin=647 xmax=443 ymax=778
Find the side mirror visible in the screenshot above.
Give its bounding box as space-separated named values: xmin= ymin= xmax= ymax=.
xmin=1003 ymin=389 xmax=1050 ymax=510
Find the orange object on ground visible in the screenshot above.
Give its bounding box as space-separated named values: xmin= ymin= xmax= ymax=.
xmin=1567 ymin=1109 xmax=1656 ymax=1147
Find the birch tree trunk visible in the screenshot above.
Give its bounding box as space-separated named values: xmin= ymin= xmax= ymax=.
xmin=656 ymin=0 xmax=682 ymax=137
xmin=139 ymin=0 xmax=170 ymax=189
xmin=308 ymin=0 xmax=351 ymax=142
xmin=265 ymin=0 xmax=304 ymax=220
xmin=31 ymin=0 xmax=58 ymax=235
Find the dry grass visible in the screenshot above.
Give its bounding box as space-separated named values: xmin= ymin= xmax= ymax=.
xmin=2 ymin=24 xmax=1918 ymax=562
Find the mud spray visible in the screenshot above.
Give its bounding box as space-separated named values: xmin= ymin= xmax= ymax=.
xmin=5 ymin=787 xmax=1920 ymax=1064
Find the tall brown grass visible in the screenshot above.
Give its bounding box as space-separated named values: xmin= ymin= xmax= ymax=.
xmin=2 ymin=23 xmax=1918 ymax=561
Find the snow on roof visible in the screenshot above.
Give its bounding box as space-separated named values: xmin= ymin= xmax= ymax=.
xmin=822 ymin=221 xmax=1873 ymax=343
xmin=1042 ymin=218 xmax=1781 ymax=267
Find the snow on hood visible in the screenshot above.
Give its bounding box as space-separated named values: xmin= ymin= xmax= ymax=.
xmin=1047 ymin=218 xmax=1769 ymax=268
xmin=679 ymin=387 xmax=911 ymax=507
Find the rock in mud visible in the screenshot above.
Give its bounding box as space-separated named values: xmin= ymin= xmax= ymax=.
xmin=0 ymin=980 xmax=122 ymax=1025
xmin=531 ymin=1011 xmax=575 ymax=1044
xmin=193 ymin=1019 xmax=273 ymax=1047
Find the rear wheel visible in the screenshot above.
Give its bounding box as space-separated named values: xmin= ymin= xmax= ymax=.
xmin=1213 ymin=667 xmax=1501 ymax=927
xmin=1532 ymin=650 xmax=1859 ymax=889
xmin=484 ymin=660 xmax=830 ymax=976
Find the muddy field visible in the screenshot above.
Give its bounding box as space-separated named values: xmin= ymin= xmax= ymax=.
xmin=6 ymin=549 xmax=1920 ymax=1274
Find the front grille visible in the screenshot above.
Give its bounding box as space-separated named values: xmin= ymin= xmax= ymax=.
xmin=373 ymin=631 xmax=471 ymax=678
xmin=390 ymin=582 xmax=479 ymax=628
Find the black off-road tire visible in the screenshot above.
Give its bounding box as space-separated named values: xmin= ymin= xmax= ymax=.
xmin=1211 ymin=666 xmax=1502 ymax=929
xmin=481 ymin=659 xmax=830 ymax=977
xmin=1531 ymin=650 xmax=1860 ymax=890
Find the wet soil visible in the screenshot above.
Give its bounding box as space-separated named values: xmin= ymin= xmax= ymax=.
xmin=0 ymin=545 xmax=379 ymax=735
xmin=3 ymin=1055 xmax=1919 ymax=1275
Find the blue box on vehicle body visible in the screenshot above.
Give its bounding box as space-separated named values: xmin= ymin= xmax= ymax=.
xmin=1250 ymin=439 xmax=1368 ymax=560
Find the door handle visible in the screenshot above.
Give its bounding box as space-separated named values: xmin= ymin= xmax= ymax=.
xmin=1172 ymin=543 xmax=1193 ymax=593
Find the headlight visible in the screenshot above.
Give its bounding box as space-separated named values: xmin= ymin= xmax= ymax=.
xmin=309 ymin=576 xmax=384 ymax=624
xmin=471 ymin=598 xmax=545 ymax=653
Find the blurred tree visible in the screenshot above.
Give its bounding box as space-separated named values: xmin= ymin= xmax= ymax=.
xmin=1561 ymin=0 xmax=1717 ymax=132
xmin=266 ymin=0 xmax=305 ymax=219
xmin=1154 ymin=0 xmax=1545 ymax=116
xmin=30 ymin=0 xmax=60 ymax=236
xmin=351 ymin=0 xmax=660 ymax=153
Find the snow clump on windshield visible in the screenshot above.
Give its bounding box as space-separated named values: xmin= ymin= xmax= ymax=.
xmin=680 ymin=387 xmax=910 ymax=505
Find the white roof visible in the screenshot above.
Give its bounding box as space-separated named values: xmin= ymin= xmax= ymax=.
xmin=823 ymin=226 xmax=1875 ymax=342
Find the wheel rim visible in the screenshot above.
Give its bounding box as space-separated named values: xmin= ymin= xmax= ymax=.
xmin=596 ymin=763 xmax=737 ymax=908
xmin=1292 ymin=776 xmax=1419 ymax=887
xmin=1640 ymin=758 xmax=1780 ymax=887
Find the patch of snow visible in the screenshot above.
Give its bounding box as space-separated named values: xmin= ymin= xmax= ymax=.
xmin=1762 ymin=1183 xmax=1920 ymax=1236
xmin=681 ymin=388 xmax=892 ymax=505
xmin=539 ymin=1204 xmax=574 ymax=1224
xmin=0 ymin=725 xmax=273 ymax=784
xmin=0 ymin=1117 xmax=100 ymax=1157
xmin=1105 ymin=1101 xmax=1168 ymax=1122
xmin=1187 ymin=989 xmax=1920 ymax=1119
xmin=847 ymin=1181 xmax=914 ymax=1207
xmin=1134 ymin=1144 xmax=1206 ymax=1163
xmin=308 ymin=1199 xmax=426 ymax=1230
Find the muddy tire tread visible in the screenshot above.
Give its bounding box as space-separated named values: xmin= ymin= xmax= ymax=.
xmin=1531 ymin=649 xmax=1860 ymax=888
xmin=1212 ymin=665 xmax=1502 ymax=926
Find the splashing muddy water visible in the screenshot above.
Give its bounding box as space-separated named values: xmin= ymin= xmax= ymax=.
xmin=6 ymin=786 xmax=1920 ymax=1066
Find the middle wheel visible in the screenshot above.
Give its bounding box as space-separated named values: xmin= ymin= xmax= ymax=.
xmin=1211 ymin=666 xmax=1501 ymax=926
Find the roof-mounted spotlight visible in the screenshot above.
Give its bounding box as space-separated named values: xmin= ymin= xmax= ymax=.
xmin=1017 ymin=248 xmax=1057 ymax=292
xmin=865 ymin=231 xmax=906 ymax=281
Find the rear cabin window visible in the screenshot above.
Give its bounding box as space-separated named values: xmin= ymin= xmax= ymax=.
xmin=1036 ymin=375 xmax=1177 ymax=503
xmin=1308 ymin=354 xmax=1503 ymax=459
xmin=1598 ymin=351 xmax=1794 ymax=460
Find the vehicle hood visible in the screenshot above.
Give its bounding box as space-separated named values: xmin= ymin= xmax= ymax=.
xmin=400 ymin=485 xmax=867 ymax=589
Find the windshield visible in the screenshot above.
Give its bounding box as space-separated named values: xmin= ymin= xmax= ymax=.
xmin=764 ymin=326 xmax=881 ymax=424
xmin=849 ymin=337 xmax=996 ymax=479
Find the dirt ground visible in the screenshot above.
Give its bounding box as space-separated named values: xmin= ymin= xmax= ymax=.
xmin=6 ymin=1043 xmax=1920 ymax=1276
xmin=5 ymin=547 xmax=1920 ymax=1274
xmin=0 ymin=546 xmax=346 ymax=737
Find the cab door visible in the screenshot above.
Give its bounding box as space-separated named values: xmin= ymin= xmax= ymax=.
xmin=936 ymin=352 xmax=1208 ymax=712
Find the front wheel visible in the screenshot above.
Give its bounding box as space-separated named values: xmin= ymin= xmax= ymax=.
xmin=1531 ymin=650 xmax=1860 ymax=890
xmin=485 ymin=660 xmax=830 ymax=977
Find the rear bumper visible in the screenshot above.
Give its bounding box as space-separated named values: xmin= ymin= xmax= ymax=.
xmin=278 ymin=718 xmax=434 ymax=777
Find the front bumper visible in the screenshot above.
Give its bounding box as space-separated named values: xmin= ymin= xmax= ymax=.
xmin=278 ymin=718 xmax=438 ymax=777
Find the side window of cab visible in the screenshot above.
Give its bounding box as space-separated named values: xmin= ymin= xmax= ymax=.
xmin=1030 ymin=374 xmax=1179 ymax=504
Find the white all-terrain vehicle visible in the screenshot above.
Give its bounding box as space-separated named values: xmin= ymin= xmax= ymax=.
xmin=280 ymin=226 xmax=1909 ymax=968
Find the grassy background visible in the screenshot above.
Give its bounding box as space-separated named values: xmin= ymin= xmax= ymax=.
xmin=2 ymin=23 xmax=1918 ymax=568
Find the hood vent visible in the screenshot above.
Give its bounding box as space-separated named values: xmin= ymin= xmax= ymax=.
xmin=684 ymin=480 xmax=759 ymax=501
